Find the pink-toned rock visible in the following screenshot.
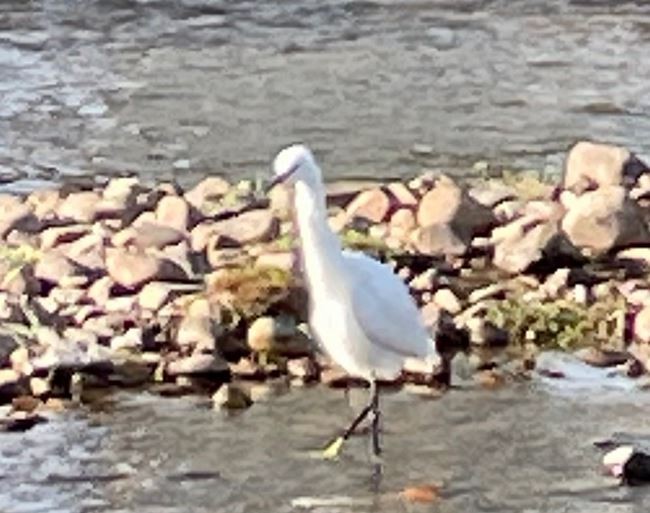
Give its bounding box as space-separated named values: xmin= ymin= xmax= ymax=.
xmin=433 ymin=288 xmax=462 ymax=315
xmin=469 ymin=182 xmax=517 ymax=208
xmin=561 ymin=186 xmax=650 ymax=256
xmin=184 ymin=176 xmax=230 ymax=212
xmin=156 ymin=195 xmax=190 ymax=232
xmin=112 ymin=222 xmax=184 ymax=250
xmin=420 ymin=302 xmax=441 ymax=329
xmin=417 ymin=175 xmax=496 ymax=245
xmin=56 ymin=191 xmax=102 ymax=223
xmin=345 ymin=188 xmax=391 ymax=224
xmin=26 ymin=189 xmax=60 ymax=220
xmin=167 ymin=353 xmax=229 ymax=377
xmin=390 ymin=208 xmax=416 ymax=238
xmin=386 ymin=182 xmax=418 ymax=207
xmin=207 ymin=209 xmax=279 ymax=248
xmin=634 ymin=305 xmax=650 ymax=343
xmin=563 ymin=141 xmax=647 ymax=193
xmin=40 ymin=224 xmax=90 ymax=250
xmin=33 ymin=253 xmax=80 ymax=285
xmin=87 ymin=276 xmax=113 ymax=305
xmin=58 ymin=233 xmax=106 ymax=273
xmin=106 ymin=248 xmax=189 ymax=289
xmin=190 ymin=221 xmax=218 ymax=252
xmin=413 ymin=224 xmax=466 ymax=256
xmin=493 ymin=219 xmax=559 ymax=274
xmin=0 ymin=195 xmax=34 ymax=238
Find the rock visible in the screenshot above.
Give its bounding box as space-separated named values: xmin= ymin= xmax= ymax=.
xmin=0 ymin=412 xmax=47 ymax=432
xmin=420 ymin=302 xmax=441 ymax=329
xmin=634 ymin=305 xmax=650 ymax=343
xmin=33 ymin=253 xmax=81 ymax=285
xmin=229 ymin=358 xmax=266 ymax=380
xmin=175 ymin=315 xmax=221 ymax=353
xmin=113 ymin=222 xmax=185 ymax=250
xmin=541 ymin=268 xmax=571 ymax=299
xmin=110 ymin=328 xmax=143 ymax=352
xmin=346 ymin=188 xmax=391 ymax=223
xmin=29 ymin=377 xmax=50 ymax=397
xmin=0 ymin=333 xmax=19 ymax=368
xmin=574 ymin=347 xmax=629 ymax=368
xmin=87 ymin=276 xmax=113 ymax=305
xmin=469 ymin=181 xmax=516 ymax=208
xmin=138 ymin=282 xmax=174 ymax=311
xmin=185 ymin=176 xmax=230 ymax=213
xmin=562 ymin=186 xmax=650 ymax=256
xmin=563 ymin=141 xmax=647 ymax=193
xmin=39 ymin=224 xmax=90 ymax=250
xmin=287 ymin=357 xmax=319 ymax=381
xmin=0 ymin=368 xmax=25 ymax=402
xmin=432 ymin=288 xmax=461 ymax=315
xmin=389 ymin=208 xmax=416 ymax=239
xmin=11 ymin=395 xmax=41 ymax=413
xmin=167 ymin=353 xmax=229 ymax=377
xmin=190 ymin=221 xmax=219 ymax=252
xmin=212 ymin=383 xmax=252 ymax=409
xmin=0 ymin=195 xmax=35 ymax=238
xmin=56 ymin=191 xmax=102 ymax=223
xmin=386 ymin=182 xmax=418 ymax=207
xmin=106 ymin=249 xmax=188 ymax=289
xmin=102 ymin=176 xmax=140 ymax=203
xmin=412 ymin=224 xmax=466 ymax=256
xmin=269 ymin=184 xmax=293 ymax=220
xmin=255 ymin=251 xmax=295 ymax=273
xmin=26 ymin=189 xmax=60 ymax=220
xmin=247 ymin=316 xmax=312 ymax=357
xmin=156 ymin=195 xmax=190 ymax=232
xmin=207 ymin=210 xmax=279 ymax=248
xmin=417 ymin=175 xmax=496 ymax=242
xmin=319 ymin=364 xmax=365 ymax=388
xmin=399 ymin=483 xmax=442 ymax=504
xmin=464 ymin=317 xmax=509 ymax=347
xmin=59 ymin=233 xmax=106 ymax=273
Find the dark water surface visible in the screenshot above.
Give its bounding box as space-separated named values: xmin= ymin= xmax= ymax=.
xmin=2 ymin=0 xmax=650 ymax=188
xmin=2 ymin=383 xmax=650 ymax=512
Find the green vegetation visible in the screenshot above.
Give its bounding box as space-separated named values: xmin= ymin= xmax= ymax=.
xmin=485 ymin=296 xmax=626 ymax=350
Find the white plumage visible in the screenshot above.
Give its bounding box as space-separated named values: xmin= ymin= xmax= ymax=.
xmin=269 ymin=143 xmax=440 ymax=460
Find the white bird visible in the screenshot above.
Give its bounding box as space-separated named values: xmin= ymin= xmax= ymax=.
xmin=267 ymin=144 xmax=441 ymax=460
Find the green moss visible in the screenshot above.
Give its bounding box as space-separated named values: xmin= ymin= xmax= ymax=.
xmin=205 ymin=264 xmax=294 ymax=318
xmin=485 ymin=296 xmax=625 ymax=350
xmin=340 ymin=228 xmax=390 ymax=253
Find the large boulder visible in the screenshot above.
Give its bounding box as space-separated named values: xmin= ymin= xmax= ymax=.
xmin=106 ymin=248 xmax=189 ymax=289
xmin=561 ymin=186 xmax=650 ymax=256
xmin=345 ymin=188 xmax=391 ymax=224
xmin=184 ymin=176 xmax=230 ymax=214
xmin=563 ymin=141 xmax=648 ymax=193
xmin=415 ymin=175 xmax=496 ymax=255
xmin=205 ymin=209 xmax=279 ymax=249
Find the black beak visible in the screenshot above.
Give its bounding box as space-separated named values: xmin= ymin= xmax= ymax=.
xmin=265 ymin=164 xmax=299 ymax=194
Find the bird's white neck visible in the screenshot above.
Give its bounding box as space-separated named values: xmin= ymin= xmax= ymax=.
xmin=293 ymin=179 xmax=344 ymax=292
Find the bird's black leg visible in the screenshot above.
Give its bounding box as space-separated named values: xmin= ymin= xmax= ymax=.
xmin=321 ymin=402 xmax=372 ymax=459
xmin=370 ymin=380 xmax=381 ymax=457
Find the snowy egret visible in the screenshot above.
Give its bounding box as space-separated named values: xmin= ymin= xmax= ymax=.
xmin=267 ymin=144 xmax=441 ymax=460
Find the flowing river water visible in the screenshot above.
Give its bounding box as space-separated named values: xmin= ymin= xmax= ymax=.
xmin=2 ymin=0 xmax=650 ymax=189
xmin=2 ymin=382 xmax=650 ymax=512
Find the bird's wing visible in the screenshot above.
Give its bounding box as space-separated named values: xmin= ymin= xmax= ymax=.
xmin=343 ymin=250 xmax=432 ymax=358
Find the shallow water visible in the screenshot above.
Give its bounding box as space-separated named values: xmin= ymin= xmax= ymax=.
xmin=2 ymin=383 xmax=650 ymax=513
xmin=2 ymin=0 xmax=650 ymax=189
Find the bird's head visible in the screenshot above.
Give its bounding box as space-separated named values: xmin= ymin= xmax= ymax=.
xmin=267 ymin=144 xmax=322 ymax=192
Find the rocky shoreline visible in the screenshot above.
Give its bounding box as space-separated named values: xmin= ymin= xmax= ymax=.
xmin=2 ymin=140 xmax=650 ymax=427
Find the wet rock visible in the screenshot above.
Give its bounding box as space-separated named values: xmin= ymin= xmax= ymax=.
xmin=106 ymin=248 xmax=188 ymax=289
xmin=56 ymin=191 xmax=102 ymax=223
xmin=0 ymin=411 xmax=48 ymax=432
xmin=287 ymin=357 xmax=319 ymax=381
xmin=185 ymin=176 xmax=230 ymax=213
xmin=167 ymin=353 xmax=229 ymax=378
xmin=40 ymin=224 xmax=90 ymax=250
xmin=345 ymin=188 xmax=391 ymax=224
xmin=156 ymin=195 xmax=190 ymax=232
xmin=212 ymin=383 xmax=252 ymax=410
xmin=247 ymin=316 xmax=312 ymax=358
xmin=0 ymin=195 xmax=35 ymax=238
xmin=562 ymin=186 xmax=650 ymax=256
xmin=563 ymin=141 xmax=647 ymax=193
xmin=574 ymin=347 xmax=629 ymax=368
xmin=207 ymin=209 xmax=279 ymax=249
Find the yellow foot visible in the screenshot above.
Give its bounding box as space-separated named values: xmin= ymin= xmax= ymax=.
xmin=321 ymin=436 xmax=344 ymax=460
